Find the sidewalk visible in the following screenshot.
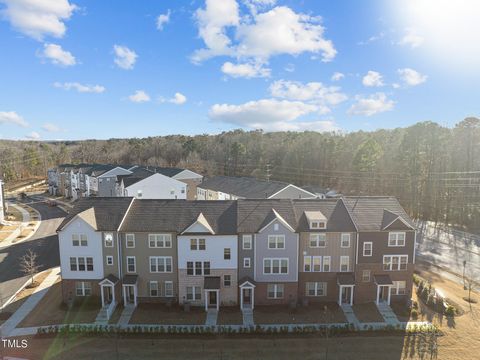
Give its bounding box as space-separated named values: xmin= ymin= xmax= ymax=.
xmin=1 ymin=203 xmax=40 ymax=247
xmin=0 ymin=267 xmax=60 ymax=337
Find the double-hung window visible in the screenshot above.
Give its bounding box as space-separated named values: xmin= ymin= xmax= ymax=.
xmin=224 ymin=248 xmax=231 ymax=260
xmin=165 ymin=281 xmax=173 ymax=297
xmin=268 ymin=235 xmax=285 ymax=249
xmin=309 ymin=234 xmax=326 ymax=248
xmin=75 ymin=281 xmax=91 ymax=296
xmin=363 ymin=242 xmax=373 ymax=256
xmin=186 ymin=286 xmax=201 ymax=301
xmin=242 ymin=235 xmax=252 ymax=250
xmin=127 ymin=256 xmax=136 ymax=273
xmin=323 ymin=256 xmax=331 ymax=272
xmin=188 ymin=261 xmax=210 ymax=276
xmin=149 ymin=234 xmax=172 ymax=248
xmin=306 ymin=282 xmax=327 ymax=296
xmin=80 ymin=234 xmax=88 ymax=246
xmin=190 ymin=238 xmax=206 ymax=250
xmin=104 ymin=233 xmax=113 ymax=247
xmin=383 ymin=255 xmax=408 ymax=271
xmin=70 ymin=257 xmax=77 ymax=271
xmin=263 ymin=258 xmax=288 ymax=274
xmin=304 ymin=256 xmax=312 ymax=272
xmin=391 ymin=281 xmax=407 ymax=295
xmin=224 ymin=275 xmax=231 ymax=287
xmin=267 ymin=284 xmax=284 ymax=299
xmin=72 ymin=234 xmax=79 ymax=246
xmin=341 ymin=233 xmax=351 ymax=248
xmin=150 ymin=257 xmax=172 ymax=273
xmin=149 ymin=281 xmax=159 ymax=297
xmin=340 ymin=256 xmax=349 ymax=272
xmin=126 ymin=234 xmax=135 ymax=248
xmin=362 ymin=270 xmax=371 ymax=282
xmin=244 ymin=257 xmax=251 ymax=268
xmin=388 ymin=232 xmax=406 ymax=247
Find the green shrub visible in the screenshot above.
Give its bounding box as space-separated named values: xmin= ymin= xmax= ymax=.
xmin=445 ymin=305 xmax=455 ymax=317
xmin=411 ymin=308 xmax=418 ymax=320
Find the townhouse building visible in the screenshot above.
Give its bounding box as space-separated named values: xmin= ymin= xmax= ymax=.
xmin=57 ymin=196 xmax=415 ymax=319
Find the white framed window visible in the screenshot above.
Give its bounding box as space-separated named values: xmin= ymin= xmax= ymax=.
xmin=224 ymin=275 xmax=231 ymax=287
xmin=363 ymin=242 xmax=373 ymax=256
xmin=150 ymin=256 xmax=173 ymax=273
xmin=106 ymin=256 xmax=113 ymax=266
xmin=268 ymin=235 xmax=285 ymax=249
xmin=388 ymin=232 xmax=406 ymax=247
xmin=340 ymin=256 xmax=349 ymax=272
xmin=80 ymin=234 xmax=88 ymax=246
xmin=304 ymin=256 xmax=312 ymax=272
xmin=186 ymin=286 xmax=201 ymax=301
xmin=341 ymin=233 xmax=351 ymax=248
xmin=243 ymin=257 xmax=251 ymax=268
xmin=75 ymin=281 xmax=92 ymax=296
xmin=190 ymin=238 xmax=206 ymax=250
xmin=391 ymin=281 xmax=407 ymax=295
xmin=148 ymin=234 xmax=172 ymax=248
xmin=313 ymin=256 xmax=322 ymax=272
xmin=306 ymin=282 xmax=327 ymax=296
xmin=362 ymin=270 xmax=371 ymax=282
xmin=383 ymin=255 xmax=408 ymax=271
xmin=72 ymin=234 xmax=79 ymax=246
xmin=323 ymin=256 xmax=331 ymax=272
xmin=149 ymin=281 xmax=159 ymax=297
xmin=309 ymin=233 xmax=326 ymax=248
xmin=126 ymin=234 xmax=135 ymax=248
xmin=165 ymin=281 xmax=173 ymax=297
xmin=263 ymin=258 xmax=288 ymax=274
xmin=310 ymin=221 xmax=326 ymax=229
xmin=242 ymin=235 xmax=252 ymax=250
xmin=224 ymin=248 xmax=231 ymax=260
xmin=70 ymin=257 xmax=77 ymax=271
xmin=104 ymin=233 xmax=113 ymax=248
xmin=267 ymin=284 xmax=284 ymax=299
xmin=187 ymin=261 xmax=210 ymax=276
xmin=126 ymin=256 xmax=136 ymax=273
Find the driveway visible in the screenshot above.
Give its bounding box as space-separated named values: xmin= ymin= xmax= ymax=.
xmin=0 ymin=196 xmax=65 ymax=306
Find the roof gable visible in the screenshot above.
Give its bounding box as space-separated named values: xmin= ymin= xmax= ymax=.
xmin=182 ymin=212 xmax=215 ymax=234
xmin=258 ymin=208 xmax=296 ymax=233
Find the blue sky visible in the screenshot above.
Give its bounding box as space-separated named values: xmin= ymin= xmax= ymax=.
xmin=0 ymin=0 xmax=479 ymax=140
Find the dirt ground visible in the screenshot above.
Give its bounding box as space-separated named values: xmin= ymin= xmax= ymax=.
xmin=19 ymin=280 xmax=99 ymax=327
xmin=254 ymin=303 xmax=347 ymax=324
xmin=129 ymin=303 xmax=206 ymax=325
xmin=218 ymin=306 xmax=243 ymax=325
xmin=352 ymin=302 xmax=384 ymax=323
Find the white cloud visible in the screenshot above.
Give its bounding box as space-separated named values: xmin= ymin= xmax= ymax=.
xmin=284 ymin=63 xmax=295 ymax=72
xmin=0 ymin=111 xmax=28 ymax=127
xmin=357 ymin=32 xmax=385 ymax=46
xmin=221 ymin=61 xmax=270 ymax=78
xmin=331 ymin=72 xmax=344 ymax=81
xmin=399 ymin=28 xmax=424 ymax=48
xmin=209 ymin=98 xmax=337 ymax=132
xmin=398 ymin=68 xmax=427 ymax=86
xmin=269 ymin=80 xmax=347 ymax=114
xmin=40 ymin=43 xmax=76 ymax=66
xmin=128 ymin=90 xmax=150 ymax=103
xmin=25 ymin=131 xmax=40 ymax=140
xmin=156 ymin=10 xmax=171 ymax=30
xmin=42 ymin=123 xmax=61 ymax=132
xmin=348 ymin=93 xmax=394 ymax=116
xmin=113 ymin=45 xmax=137 ymax=70
xmin=191 ymin=0 xmax=240 ymax=63
xmin=192 ymin=1 xmax=336 ymax=68
xmin=244 ymin=0 xmax=277 ymax=14
xmin=0 ymin=0 xmax=77 ymax=41
xmin=362 ymin=71 xmax=384 ymax=87
xmin=53 ymin=82 xmax=105 ymax=93
xmin=159 ymin=92 xmax=187 ymax=105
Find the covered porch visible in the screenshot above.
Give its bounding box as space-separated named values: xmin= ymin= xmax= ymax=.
xmin=204 ymin=276 xmax=220 ymax=311
xmin=374 ymin=274 xmax=393 ymax=305
xmin=239 ymin=277 xmax=256 ymax=310
xmin=337 ymin=273 xmax=355 ymax=306
xmin=122 ymin=274 xmax=138 ymax=307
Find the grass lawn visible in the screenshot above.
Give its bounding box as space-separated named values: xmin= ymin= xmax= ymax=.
xmin=254 ymin=302 xmax=347 ymax=324
xmin=129 ymin=303 xmax=206 ymax=325
xmin=352 ymin=303 xmax=384 ymax=323
xmin=218 ymin=306 xmax=243 ymax=325
xmin=19 ymin=280 xmax=99 ymax=327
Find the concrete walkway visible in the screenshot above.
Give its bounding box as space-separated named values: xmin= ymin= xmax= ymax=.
xmin=340 ymin=304 xmax=361 ymax=329
xmin=376 ymin=303 xmax=400 ymax=325
xmin=117 ymin=305 xmax=135 ymax=325
xmin=205 ymin=309 xmax=218 ymax=326
xmin=0 ymin=267 xmax=60 ymax=337
xmin=242 ymin=309 xmax=254 ymax=327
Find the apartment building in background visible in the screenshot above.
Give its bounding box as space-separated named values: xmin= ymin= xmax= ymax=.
xmin=57 ymin=196 xmax=415 ymax=319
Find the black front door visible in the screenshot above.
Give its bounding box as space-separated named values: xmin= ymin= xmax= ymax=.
xmin=244 ymin=289 xmax=251 ymax=304
xmin=209 ymin=291 xmax=217 ymax=306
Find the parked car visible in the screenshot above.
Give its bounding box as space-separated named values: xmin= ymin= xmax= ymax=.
xmin=46 ymin=200 xmax=57 ymax=207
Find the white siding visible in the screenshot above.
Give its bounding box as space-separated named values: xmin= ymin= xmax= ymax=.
xmin=124 ymin=173 xmax=187 ymax=199
xmin=177 ymin=235 xmax=237 ymax=269
xmin=58 ymin=217 xmax=104 ymax=280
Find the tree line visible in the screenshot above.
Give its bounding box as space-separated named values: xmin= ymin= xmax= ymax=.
xmin=1 ymin=118 xmax=479 ymax=231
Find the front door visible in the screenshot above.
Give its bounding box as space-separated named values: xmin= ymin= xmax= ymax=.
xmin=243 ymin=288 xmax=251 ymax=305
xmin=341 ymin=286 xmax=352 ymax=305
xmin=209 ymin=291 xmax=217 ymax=307
xmin=379 ymin=286 xmax=389 ymax=303
xmin=127 ymin=286 xmax=135 ymax=304
xmin=105 ymin=286 xmax=113 ymax=304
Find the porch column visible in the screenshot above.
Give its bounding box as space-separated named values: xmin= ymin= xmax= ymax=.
xmin=338 ymin=285 xmax=342 ymax=305
xmin=101 ymin=285 xmax=105 ymax=307
xmin=251 ymin=287 xmax=255 ymax=310
xmin=349 ymin=286 xmax=354 ymax=305
xmin=134 ymin=285 xmax=138 ymax=307
xmin=216 ymin=290 xmax=219 ymax=311
xmin=387 ymin=286 xmax=391 ymax=305
xmin=240 ymin=288 xmax=243 ymax=310
xmin=376 ymin=285 xmax=380 ymax=305
xmin=204 ymin=290 xmax=208 ymax=311
xmin=123 ymin=285 xmax=127 ymax=305
xmin=112 ymin=285 xmax=116 ymax=304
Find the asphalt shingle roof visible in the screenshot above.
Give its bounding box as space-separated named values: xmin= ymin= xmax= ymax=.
xmin=200 ymin=176 xmax=290 ymax=199
xmin=293 ymin=199 xmax=357 ymax=232
xmin=57 ymin=197 xmax=133 ymax=231
xmin=237 ymin=199 xmax=296 ymax=233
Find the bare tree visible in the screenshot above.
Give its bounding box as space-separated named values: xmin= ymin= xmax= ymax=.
xmin=20 ymin=249 xmax=40 ymax=287
xmin=464 ymin=267 xmax=478 ymax=309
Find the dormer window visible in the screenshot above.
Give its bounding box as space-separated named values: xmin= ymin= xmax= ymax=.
xmin=310 ymin=221 xmax=326 ymax=229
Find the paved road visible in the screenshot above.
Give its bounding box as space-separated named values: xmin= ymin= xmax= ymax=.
xmin=0 ymin=196 xmax=65 ymax=306
xmin=416 ymin=220 xmax=480 ymax=285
